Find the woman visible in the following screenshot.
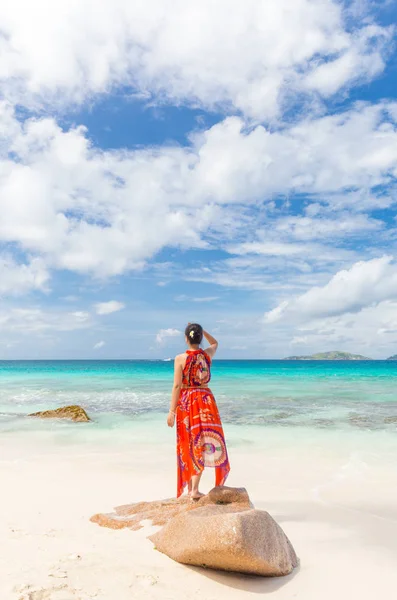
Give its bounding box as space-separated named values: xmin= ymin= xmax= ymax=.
xmin=167 ymin=323 xmax=230 ymax=499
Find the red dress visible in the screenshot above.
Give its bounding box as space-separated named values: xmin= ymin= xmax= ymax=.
xmin=176 ymin=349 xmax=230 ymax=497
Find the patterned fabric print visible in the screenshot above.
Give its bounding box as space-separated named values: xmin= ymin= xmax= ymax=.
xmin=176 ymin=350 xmax=230 ymax=497
xmin=182 ymin=349 xmax=211 ymax=387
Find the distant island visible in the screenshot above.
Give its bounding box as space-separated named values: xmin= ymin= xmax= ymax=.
xmin=284 ymin=351 xmax=372 ymax=361
xmin=387 ymin=354 xmax=397 ymax=360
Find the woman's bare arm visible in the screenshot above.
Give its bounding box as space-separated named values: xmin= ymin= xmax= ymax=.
xmin=167 ymin=355 xmax=184 ymax=427
xmin=203 ymin=329 xmax=218 ymax=358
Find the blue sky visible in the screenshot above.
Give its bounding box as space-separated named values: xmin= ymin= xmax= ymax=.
xmin=1 ymin=0 xmax=397 ymax=359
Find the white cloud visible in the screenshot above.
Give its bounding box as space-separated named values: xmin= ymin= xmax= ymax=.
xmin=0 ymin=307 xmax=91 ymax=333
xmin=1 ymin=101 xmax=397 ymax=287
xmin=0 ymin=2 xmax=394 ymax=359
xmin=265 ymin=301 xmax=290 ymax=324
xmin=95 ymin=300 xmax=125 ymax=315
xmin=193 ymin=104 xmax=397 ymax=203
xmin=0 ymin=1 xmax=391 ymax=119
xmin=0 ymin=256 xmax=49 ymax=296
xmin=264 ymin=256 xmax=397 ymax=323
xmin=174 ymin=295 xmax=219 ymax=303
xmin=0 ymin=103 xmax=212 ymax=278
xmin=273 ymin=214 xmax=382 ymax=241
xmin=230 ymin=241 xmax=306 ymax=257
xmin=303 ymin=24 xmax=388 ymax=96
xmin=155 ymin=328 xmax=181 ymax=345
xmin=93 ymin=340 xmax=106 ymax=349
xmin=290 ymin=336 xmax=309 ymax=346
xmin=286 ymin=300 xmax=397 ymax=358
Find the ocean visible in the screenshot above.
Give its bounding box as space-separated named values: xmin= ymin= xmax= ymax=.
xmin=1 ymin=359 xmax=396 ymax=438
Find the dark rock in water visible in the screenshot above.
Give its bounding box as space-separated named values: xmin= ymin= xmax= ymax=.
xmin=313 ymin=418 xmax=335 ymax=428
xmin=348 ymin=413 xmax=371 ymax=428
xmin=272 ymin=412 xmax=291 ymax=420
xmin=384 ymin=416 xmax=397 ymax=424
xmin=91 ymin=486 xmax=298 ymax=577
xmin=29 ymin=405 xmax=91 ymax=422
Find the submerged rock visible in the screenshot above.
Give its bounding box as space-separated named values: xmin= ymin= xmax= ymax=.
xmin=348 ymin=413 xmax=371 ymax=428
xmin=272 ymin=412 xmax=292 ymax=420
xmin=384 ymin=416 xmax=397 ymax=424
xmin=29 ymin=405 xmax=91 ymax=422
xmin=92 ymin=486 xmax=298 ymax=577
xmin=313 ymin=418 xmax=335 ymax=428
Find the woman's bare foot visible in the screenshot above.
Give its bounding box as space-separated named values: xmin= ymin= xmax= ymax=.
xmin=190 ymin=491 xmax=205 ymax=501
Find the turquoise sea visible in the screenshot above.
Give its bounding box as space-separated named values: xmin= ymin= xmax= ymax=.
xmin=1 ymin=360 xmax=397 ymax=438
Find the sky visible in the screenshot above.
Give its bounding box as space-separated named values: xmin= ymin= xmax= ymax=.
xmin=1 ymin=0 xmax=397 ymax=359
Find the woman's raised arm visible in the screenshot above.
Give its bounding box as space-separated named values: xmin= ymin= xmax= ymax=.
xmin=203 ymin=329 xmax=218 ymax=358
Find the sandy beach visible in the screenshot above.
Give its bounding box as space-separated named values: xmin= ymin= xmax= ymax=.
xmin=2 ymin=427 xmax=397 ymax=600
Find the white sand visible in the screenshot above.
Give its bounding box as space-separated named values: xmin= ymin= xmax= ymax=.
xmin=1 ymin=430 xmax=397 ymax=600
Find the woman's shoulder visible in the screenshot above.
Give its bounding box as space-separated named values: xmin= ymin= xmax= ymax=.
xmin=174 ymin=352 xmax=188 ymax=363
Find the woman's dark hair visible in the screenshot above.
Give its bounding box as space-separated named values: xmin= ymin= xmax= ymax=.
xmin=185 ymin=323 xmax=203 ymax=345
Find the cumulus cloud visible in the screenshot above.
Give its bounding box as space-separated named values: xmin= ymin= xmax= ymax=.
xmin=93 ymin=340 xmax=106 ymax=349
xmin=95 ymin=301 xmax=125 ymax=315
xmin=286 ymin=300 xmax=397 ymax=358
xmin=0 ymin=103 xmax=210 ymax=278
xmin=0 ymin=1 xmax=395 ymax=358
xmin=155 ymin=328 xmax=181 ymax=345
xmin=0 ymin=256 xmax=49 ymax=296
xmin=1 ymin=102 xmax=397 ymax=286
xmin=0 ymin=1 xmax=391 ymax=119
xmin=264 ymin=256 xmax=397 ymax=323
xmin=193 ymin=104 xmax=397 ymax=203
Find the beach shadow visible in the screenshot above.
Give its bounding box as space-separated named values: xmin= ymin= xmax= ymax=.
xmin=185 ymin=564 xmax=300 ymax=594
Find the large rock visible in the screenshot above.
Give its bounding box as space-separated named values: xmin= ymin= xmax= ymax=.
xmin=29 ymin=405 xmax=91 ymax=422
xmin=91 ymin=486 xmax=298 ymax=576
xmin=150 ymin=504 xmax=298 ymax=576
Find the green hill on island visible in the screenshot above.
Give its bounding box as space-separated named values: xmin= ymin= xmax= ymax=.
xmin=387 ymin=354 xmax=397 ymax=360
xmin=284 ymin=351 xmax=372 ymax=361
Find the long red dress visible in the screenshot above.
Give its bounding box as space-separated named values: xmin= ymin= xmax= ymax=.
xmin=176 ymin=349 xmax=230 ymax=497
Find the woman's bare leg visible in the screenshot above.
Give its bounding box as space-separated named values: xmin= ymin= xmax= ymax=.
xmin=190 ymin=472 xmax=204 ymax=499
